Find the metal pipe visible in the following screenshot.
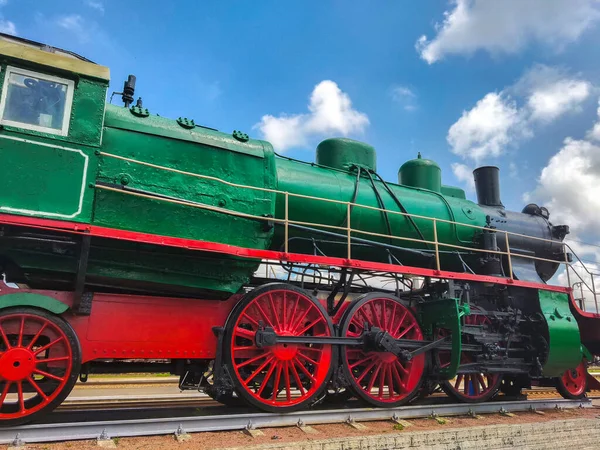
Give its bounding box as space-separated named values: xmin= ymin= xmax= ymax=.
xmin=505 ymin=232 xmax=513 ymax=280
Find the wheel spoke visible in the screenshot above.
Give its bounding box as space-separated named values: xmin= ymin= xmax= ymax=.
xmin=27 ymin=322 xmax=48 ymax=350
xmin=369 ymin=302 xmax=382 ymax=328
xmin=27 ymin=376 xmax=48 ymax=400
xmin=397 ymin=322 xmax=416 ymax=339
xmin=477 ymin=374 xmax=487 ymax=391
xmin=349 ymin=354 xmax=375 ymax=369
xmin=16 ymin=381 xmax=25 ymax=414
xmin=268 ymin=294 xmax=281 ymax=331
xmin=235 ymin=350 xmax=270 ymax=369
xmin=378 ymin=365 xmax=385 ymax=398
xmin=454 ymin=374 xmax=463 ymax=390
xmin=290 ymin=361 xmax=305 ymax=395
xmin=253 ymin=301 xmax=274 ymax=328
xmin=257 ymin=360 xmax=278 ymax=396
xmin=296 ymin=317 xmax=322 ymax=336
xmin=234 ymin=327 xmax=256 ymax=341
xmin=34 ymin=369 xmax=65 ymax=382
xmin=33 ymin=336 xmax=64 ymax=356
xmin=381 ymin=300 xmax=387 ymax=331
xmin=387 ymin=364 xmax=394 ymax=398
xmin=0 ymin=382 xmax=11 ymax=406
xmin=288 ymin=294 xmax=300 ymax=333
xmin=0 ymin=322 xmax=11 ymax=350
xmin=391 ymin=362 xmax=406 ymax=393
xmin=241 ymin=313 xmax=259 ymax=327
xmin=395 ymin=360 xmax=409 ymax=377
xmin=356 ymin=359 xmax=378 ymax=384
xmin=292 ymin=306 xmax=313 ymax=334
xmin=36 ymin=356 xmax=70 ymax=365
xmin=283 ymin=361 xmax=292 ymax=401
xmin=297 ymin=351 xmax=318 ymax=367
xmin=367 ymin=363 xmax=382 ymax=392
xmin=243 ymin=355 xmax=274 ymax=385
xmin=389 ymin=302 xmax=397 ymax=334
xmin=293 ymin=359 xmax=316 ymax=384
xmin=17 ymin=316 xmax=25 ymax=347
xmin=271 ymin=362 xmax=283 ymax=400
xmin=282 ymin=292 xmax=287 ymax=331
xmin=392 ymin=310 xmax=408 ymax=336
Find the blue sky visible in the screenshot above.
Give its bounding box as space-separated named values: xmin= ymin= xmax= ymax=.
xmin=3 ymin=1 xmax=600 ymax=261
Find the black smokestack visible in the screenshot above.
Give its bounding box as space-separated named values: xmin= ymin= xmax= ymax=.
xmin=473 ymin=166 xmax=504 ymax=208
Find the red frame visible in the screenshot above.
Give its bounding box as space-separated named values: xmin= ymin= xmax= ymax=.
xmin=0 ymin=212 xmax=599 ymax=363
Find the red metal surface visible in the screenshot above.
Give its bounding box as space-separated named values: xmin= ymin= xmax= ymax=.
xmin=228 ymin=288 xmax=333 ymax=408
xmin=560 ymin=361 xmax=587 ymax=397
xmin=342 ymin=296 xmax=426 ymax=405
xmin=0 ymin=213 xmax=578 ymax=297
xmin=0 ymin=311 xmax=73 ymax=420
xmin=438 ymin=311 xmax=501 ymax=402
xmin=0 ymin=286 xmax=238 ymax=363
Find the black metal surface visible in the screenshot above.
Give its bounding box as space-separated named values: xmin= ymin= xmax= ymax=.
xmin=474 ymin=166 xmax=504 ymax=208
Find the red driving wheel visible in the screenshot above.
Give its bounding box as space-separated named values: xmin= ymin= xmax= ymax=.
xmin=224 ymin=284 xmax=335 ymax=412
xmin=556 ymin=360 xmax=588 ymax=399
xmin=0 ymin=307 xmax=80 ymax=426
xmin=437 ymin=309 xmax=501 ymax=403
xmin=340 ymin=293 xmax=426 ymax=407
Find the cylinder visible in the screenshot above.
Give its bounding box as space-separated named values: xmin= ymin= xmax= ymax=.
xmin=473 ymin=166 xmax=503 ymax=208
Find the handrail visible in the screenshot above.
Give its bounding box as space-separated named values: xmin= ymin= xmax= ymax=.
xmin=97 ymin=151 xmax=599 ymax=313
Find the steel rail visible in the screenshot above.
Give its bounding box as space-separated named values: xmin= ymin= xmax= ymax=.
xmin=0 ymin=398 xmax=591 ymax=445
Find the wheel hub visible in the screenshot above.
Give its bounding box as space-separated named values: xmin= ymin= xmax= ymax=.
xmin=272 ymin=332 xmax=298 ymax=361
xmin=0 ymin=348 xmax=36 ymax=381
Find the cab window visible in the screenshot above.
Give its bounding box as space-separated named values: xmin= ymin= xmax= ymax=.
xmin=0 ymin=66 xmax=74 ymax=136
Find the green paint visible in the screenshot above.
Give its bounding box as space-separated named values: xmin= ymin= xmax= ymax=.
xmin=273 ymin=156 xmax=486 ymax=270
xmin=316 ymin=138 xmax=376 ymax=172
xmin=539 ymin=290 xmax=582 ymax=376
xmin=398 ymin=154 xmax=442 ymax=192
xmin=419 ymin=298 xmax=467 ymax=379
xmin=0 ymin=293 xmax=68 ymax=314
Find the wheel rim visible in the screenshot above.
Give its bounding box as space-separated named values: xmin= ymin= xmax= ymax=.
xmin=342 ymin=296 xmax=425 ymax=404
xmin=438 ymin=310 xmax=501 ymax=401
xmin=229 ymin=289 xmax=333 ymax=408
xmin=0 ymin=313 xmax=73 ymax=419
xmin=561 ymin=361 xmax=586 ymax=397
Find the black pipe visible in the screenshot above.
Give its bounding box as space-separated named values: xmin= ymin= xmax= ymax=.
xmin=473 ymin=166 xmax=504 ymax=208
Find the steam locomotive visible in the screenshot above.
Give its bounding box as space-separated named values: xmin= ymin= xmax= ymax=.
xmin=0 ymin=33 xmax=597 ymax=425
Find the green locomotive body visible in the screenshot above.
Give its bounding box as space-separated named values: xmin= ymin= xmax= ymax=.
xmin=0 ymin=36 xmax=495 ymax=297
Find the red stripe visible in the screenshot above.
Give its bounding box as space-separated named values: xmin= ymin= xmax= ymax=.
xmin=0 ymin=213 xmax=575 ymax=296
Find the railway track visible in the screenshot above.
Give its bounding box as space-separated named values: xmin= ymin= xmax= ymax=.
xmin=1 ymin=398 xmax=592 ymax=445
xmin=65 ymin=376 xmax=600 ymax=411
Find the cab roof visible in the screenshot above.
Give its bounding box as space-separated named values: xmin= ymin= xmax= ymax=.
xmin=0 ymin=33 xmax=110 ymax=81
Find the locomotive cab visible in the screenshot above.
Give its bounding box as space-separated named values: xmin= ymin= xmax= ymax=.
xmin=0 ymin=33 xmax=109 ymax=222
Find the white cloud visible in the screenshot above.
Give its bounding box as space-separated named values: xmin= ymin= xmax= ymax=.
xmin=557 ymin=261 xmax=600 ymax=312
xmin=447 ymin=93 xmax=522 ymax=162
xmin=86 ymin=0 xmax=104 ymax=14
xmin=587 ymin=100 xmax=600 ymax=141
xmin=255 ymin=80 xmax=369 ymax=151
xmin=527 ymin=108 xmax=600 ymax=238
xmin=448 ymin=65 xmax=592 ymax=162
xmin=516 ymin=65 xmax=593 ymax=123
xmin=56 ymin=14 xmax=88 ymax=42
xmin=0 ymin=19 xmax=16 ymax=35
xmin=451 ymin=163 xmax=475 ymax=190
xmin=530 ymin=136 xmax=600 ymax=231
xmin=390 ymin=86 xmax=417 ymax=111
xmin=417 ymin=0 xmax=600 ymax=64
